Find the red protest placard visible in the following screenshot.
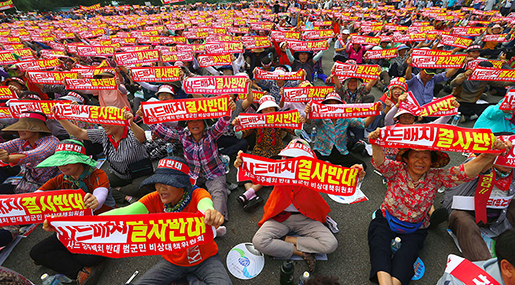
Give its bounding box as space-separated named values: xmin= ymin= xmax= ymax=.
xmin=242 ymin=37 xmax=272 ymax=49
xmin=161 ymin=51 xmax=194 ymax=62
xmin=254 ymin=68 xmax=305 ymax=80
xmin=0 ymin=190 xmax=91 ymax=226
xmin=0 ymin=87 xmax=16 ymax=100
xmin=234 ymin=110 xmax=302 ymax=131
xmin=411 ymin=49 xmax=452 ymax=56
xmin=238 ymin=90 xmax=265 ymax=103
xmin=469 ymin=67 xmax=515 ymax=82
xmin=114 ymin=49 xmax=160 ymax=66
xmin=197 ymin=54 xmax=232 ymax=67
xmin=141 ymin=95 xmax=230 ymax=124
xmin=204 ymin=42 xmax=243 ymax=54
xmin=0 ymin=50 xmax=17 ymax=65
xmin=412 ymin=54 xmax=466 ymax=69
xmin=483 ymin=34 xmax=509 ymax=42
xmin=71 ymin=68 xmax=116 ymax=79
xmin=160 ymin=36 xmax=186 ymax=45
xmin=451 ymin=27 xmax=485 ymax=36
xmin=184 ymin=76 xmax=248 ymax=94
xmin=444 ymin=255 xmax=501 ymax=285
xmin=48 ymin=211 xmax=215 ymax=258
xmin=0 ymin=107 xmax=11 ymax=118
xmin=350 ymin=35 xmax=381 ymax=45
xmin=15 ymin=59 xmax=61 ymax=71
xmin=282 ymin=86 xmax=334 ymax=102
xmin=500 ymin=90 xmax=515 ymax=110
xmin=249 ymin=22 xmax=274 ymax=31
xmin=53 ymin=104 xmax=128 ymax=126
xmin=333 ymin=62 xmax=381 ymax=80
xmin=270 ymin=30 xmax=301 ymax=41
xmin=369 ymin=124 xmax=500 ymax=153
xmin=365 ymin=48 xmax=398 ymax=60
xmin=466 ymin=59 xmax=504 ymax=70
xmin=131 ymin=66 xmax=181 ymax=82
xmin=237 ymin=153 xmax=359 ymax=196
xmin=27 ymin=71 xmax=78 ymax=85
xmin=302 ymin=29 xmax=334 ymax=40
xmin=65 ymin=78 xmax=117 ymax=90
xmin=39 ymin=49 xmax=66 ymax=60
xmin=76 ymin=45 xmax=115 ymax=57
xmin=494 ymin=135 xmax=515 ymax=167
xmin=9 ymin=100 xmax=69 ymax=119
xmin=308 ymin=101 xmax=381 ymax=119
xmin=440 ymin=34 xmax=473 ymax=48
xmin=288 ymin=40 xmax=328 ymax=51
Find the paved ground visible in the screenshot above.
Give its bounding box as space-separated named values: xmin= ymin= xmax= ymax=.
xmin=1 ymin=42 xmax=500 ymax=284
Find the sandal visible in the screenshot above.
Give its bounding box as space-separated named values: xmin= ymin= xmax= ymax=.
xmin=302 ymin=253 xmax=316 ymax=272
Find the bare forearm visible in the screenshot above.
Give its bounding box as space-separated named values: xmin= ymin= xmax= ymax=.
xmin=463 ymin=153 xmax=496 ymax=178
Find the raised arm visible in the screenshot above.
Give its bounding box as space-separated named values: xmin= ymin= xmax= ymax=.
xmin=123 ymin=109 xmax=146 ymax=143
xmin=463 ymin=139 xmax=510 ymax=178
xmin=368 ymin=128 xmax=385 ymax=167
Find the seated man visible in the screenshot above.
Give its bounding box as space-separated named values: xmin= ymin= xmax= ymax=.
xmin=442 ymin=153 xmax=515 ymax=261
xmin=437 ymin=229 xmax=515 ymax=284
xmin=234 ymin=139 xmax=364 ymax=273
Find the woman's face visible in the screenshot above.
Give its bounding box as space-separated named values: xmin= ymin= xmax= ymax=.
xmin=155 ymin=183 xmax=185 ymax=205
xmin=347 ymin=79 xmax=358 ymax=90
xmin=187 ymin=120 xmax=205 ymax=136
xmin=391 ymin=87 xmax=403 ymax=100
xmin=18 ymin=131 xmax=38 ymax=142
xmin=58 ymin=163 xmax=84 ymax=178
xmin=261 ymin=107 xmax=276 ymax=114
xmin=398 ymin=113 xmax=416 ymax=125
xmin=158 ymin=93 xmax=174 ymax=101
xmin=404 ymin=150 xmax=432 ymax=177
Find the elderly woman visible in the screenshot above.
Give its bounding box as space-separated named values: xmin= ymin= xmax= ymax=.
xmin=367 ymin=128 xmax=509 ymax=285
xmin=30 ymin=139 xmax=115 ymax=285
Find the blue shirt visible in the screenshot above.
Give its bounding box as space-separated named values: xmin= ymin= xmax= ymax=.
xmin=474 ymin=102 xmax=515 ymax=133
xmin=406 ymin=71 xmax=449 ymax=105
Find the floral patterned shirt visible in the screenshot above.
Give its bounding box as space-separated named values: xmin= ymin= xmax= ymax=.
xmin=373 ymin=158 xmax=473 ymax=228
xmin=313 ymin=118 xmax=364 ymax=156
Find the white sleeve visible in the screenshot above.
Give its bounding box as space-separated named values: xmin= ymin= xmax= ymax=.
xmin=92 ymin=187 xmax=108 ymax=210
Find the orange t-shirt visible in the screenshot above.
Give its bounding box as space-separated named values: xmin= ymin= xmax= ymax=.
xmin=39 ymin=169 xmax=109 ymax=192
xmin=139 ymin=188 xmax=218 ymax=267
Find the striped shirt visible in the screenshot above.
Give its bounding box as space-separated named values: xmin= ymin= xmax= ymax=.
xmin=87 ymin=128 xmax=149 ymax=180
xmin=0 ymin=136 xmax=59 ymax=193
xmin=149 ymin=117 xmax=230 ymax=180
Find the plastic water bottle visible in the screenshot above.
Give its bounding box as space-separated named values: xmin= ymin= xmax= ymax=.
xmin=41 ymin=273 xmax=73 ymax=285
xmin=220 ymin=154 xmax=230 ymax=174
xmin=310 ymin=127 xmax=317 ymax=146
xmin=299 ymin=271 xmax=311 ymax=284
xmin=390 ymin=237 xmax=401 ymax=258
xmin=280 ymin=261 xmax=295 ymax=285
xmin=313 ymin=71 xmax=318 ymax=82
xmin=450 ymin=112 xmax=461 ymax=126
xmin=165 ymin=143 xmax=174 ymax=156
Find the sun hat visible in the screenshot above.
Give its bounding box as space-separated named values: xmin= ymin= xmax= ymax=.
xmin=321 ymin=92 xmax=344 ymax=104
xmin=257 ymin=95 xmax=279 ymax=113
xmin=467 ymin=45 xmax=481 ymax=52
xmin=342 ymin=29 xmax=350 ymax=34
xmin=278 ymin=139 xmax=315 ymax=158
xmin=293 ymin=50 xmax=314 ymax=61
xmin=19 ymin=91 xmax=41 ymax=101
xmin=156 ymin=85 xmax=175 ymax=97
xmin=59 ymin=91 xmax=85 ymax=104
xmin=92 ymin=71 xmax=115 ymax=79
xmin=140 ymin=156 xmax=194 ymax=190
xmin=36 ymin=139 xmax=96 ymax=168
xmin=393 ymin=109 xmax=417 ymax=120
xmin=492 ymin=24 xmax=502 ymax=29
xmin=1 ymin=77 xmax=26 ymax=88
xmin=2 ymin=112 xmax=51 ymax=133
xmin=396 ymin=148 xmax=450 ymax=168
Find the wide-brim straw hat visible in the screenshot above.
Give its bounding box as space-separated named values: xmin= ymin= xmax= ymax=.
xmin=37 ymin=139 xmax=96 ymax=168
xmin=2 ymin=112 xmax=51 ymax=133
xmin=396 ymin=148 xmax=450 ymax=168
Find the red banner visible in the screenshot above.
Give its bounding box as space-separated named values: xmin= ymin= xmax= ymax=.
xmin=333 ymin=62 xmax=381 ymax=80
xmin=482 ymin=34 xmax=508 ymax=42
xmin=0 ymin=190 xmax=91 ymax=227
xmin=270 ymin=30 xmax=301 ymax=41
xmin=451 ymin=27 xmax=485 ymax=36
xmin=282 ymin=86 xmax=334 ymax=102
xmin=254 ymin=68 xmax=305 ymax=80
xmin=71 ymin=68 xmax=116 ymax=79
xmin=350 ymin=35 xmax=381 ymax=45
xmin=400 ymin=93 xmax=458 ymax=117
xmin=466 ymin=59 xmax=504 ymax=70
xmin=48 ymin=211 xmax=215 ymax=258
xmin=39 ymin=49 xmax=66 ymax=60
xmin=160 ymin=36 xmax=186 ymax=45
xmin=288 ymin=40 xmax=328 ymax=51
xmin=53 ymin=104 xmax=128 ymax=126
xmin=183 ymin=76 xmax=248 ymax=95
xmin=131 ymin=67 xmax=181 ymax=82
xmin=475 ymin=172 xmax=495 ymax=224
xmin=411 ymin=49 xmax=453 ymax=57
xmin=440 ymin=35 xmax=473 ymax=48
xmin=302 ymin=30 xmax=334 ymax=40
xmin=444 ymin=255 xmax=501 ymax=285
xmin=308 ymin=101 xmax=381 ymax=119
xmin=0 ymin=107 xmax=11 ymax=118
xmin=9 ymin=100 xmax=69 ymax=119
xmin=204 ymin=42 xmax=243 ymax=54
xmin=494 ymin=135 xmax=515 ymax=167
xmin=0 ymin=87 xmax=16 ymax=100
xmin=65 ymin=78 xmax=117 ymax=90
xmin=238 ymin=91 xmax=265 ymax=103
xmin=15 ymin=59 xmax=61 ymax=71
xmin=500 ymin=90 xmax=515 ymax=110
xmin=412 ymin=54 xmax=466 ymax=69
xmin=249 ymin=22 xmax=274 ymax=31
xmin=198 ymin=54 xmax=232 ymax=67
xmin=0 ymin=50 xmax=17 ymax=65
xmin=80 ymin=3 xmax=100 ymax=10
xmin=233 ymin=110 xmax=301 ymax=131
xmin=27 ymin=71 xmax=78 ymax=85
xmin=76 ymin=46 xmax=115 ymax=57
xmin=242 ymin=37 xmax=272 ymax=49
xmin=161 ymin=51 xmax=194 ymax=63
xmin=469 ymin=67 xmax=515 ymax=82
xmin=114 ymin=50 xmax=160 ymax=66
xmin=369 ymin=124 xmax=500 ymax=153
xmin=364 ymin=48 xmax=398 ymax=60
xmin=141 ymin=95 xmax=229 ymax=124
xmin=237 ymin=153 xmax=359 ymax=195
